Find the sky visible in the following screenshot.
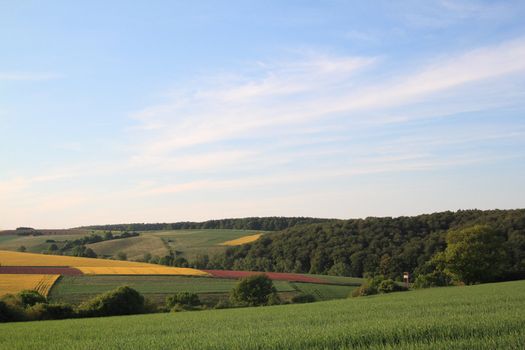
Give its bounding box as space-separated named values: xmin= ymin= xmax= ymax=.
xmin=1 ymin=0 xmax=525 ymax=228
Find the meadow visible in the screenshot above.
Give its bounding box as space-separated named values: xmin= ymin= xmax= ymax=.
xmin=1 ymin=280 xmax=523 ymax=349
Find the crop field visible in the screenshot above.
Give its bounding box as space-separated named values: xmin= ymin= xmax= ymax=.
xmin=291 ymin=282 xmax=358 ymax=300
xmin=75 ymin=266 xmax=209 ymax=276
xmin=0 ymin=250 xmax=203 ymax=275
xmin=0 ymin=274 xmax=60 ymax=297
xmin=49 ymin=275 xmax=295 ymax=305
xmin=219 ymin=233 xmax=262 ymax=246
xmin=1 ymin=280 xmax=523 ymax=349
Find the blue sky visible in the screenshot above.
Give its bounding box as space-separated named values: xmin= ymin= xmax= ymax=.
xmin=1 ymin=1 xmax=525 ymax=228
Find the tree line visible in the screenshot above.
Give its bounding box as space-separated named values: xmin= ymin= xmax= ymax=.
xmin=78 ymin=217 xmax=332 ymax=232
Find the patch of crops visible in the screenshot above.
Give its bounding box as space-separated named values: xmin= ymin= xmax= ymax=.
xmin=48 ymin=275 xmax=295 ymax=305
xmin=291 ymin=282 xmax=357 ymax=300
xmin=0 ymin=274 xmax=60 ymax=297
xmin=1 ymin=280 xmax=524 ymax=349
xmin=204 ymin=270 xmax=327 ymax=283
xmin=219 ymin=233 xmax=262 ymax=246
xmin=0 ymin=250 xmax=207 ymax=276
xmin=0 ymin=266 xmax=83 ymax=275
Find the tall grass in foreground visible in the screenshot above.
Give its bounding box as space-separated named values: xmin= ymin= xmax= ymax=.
xmin=1 ymin=280 xmax=524 ymax=349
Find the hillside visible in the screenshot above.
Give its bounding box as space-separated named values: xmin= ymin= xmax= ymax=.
xmin=213 ymin=209 xmax=525 ymax=279
xmin=1 ymin=280 xmax=524 ymax=349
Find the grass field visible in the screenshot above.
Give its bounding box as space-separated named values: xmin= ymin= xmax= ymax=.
xmin=143 ymin=229 xmax=266 ymax=260
xmin=291 ymin=282 xmax=357 ymax=300
xmin=87 ymin=235 xmax=169 ymax=260
xmin=49 ymin=275 xmax=295 ymax=305
xmin=1 ymin=281 xmax=523 ymax=349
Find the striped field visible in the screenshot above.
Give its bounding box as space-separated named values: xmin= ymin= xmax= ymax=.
xmin=0 ymin=274 xmax=60 ymax=297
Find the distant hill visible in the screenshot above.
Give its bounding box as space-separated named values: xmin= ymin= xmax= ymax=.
xmin=78 ymin=217 xmax=334 ymax=232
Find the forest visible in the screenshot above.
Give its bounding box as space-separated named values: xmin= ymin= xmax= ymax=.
xmin=208 ymin=209 xmax=525 ymax=281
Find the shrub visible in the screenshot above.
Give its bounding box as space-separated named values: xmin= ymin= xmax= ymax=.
xmin=166 ymin=292 xmax=201 ymax=310
xmin=291 ymin=294 xmax=316 ymax=303
xmin=17 ymin=290 xmax=47 ymax=307
xmin=352 ymin=276 xmax=407 ymax=297
xmin=28 ymin=303 xmax=75 ymax=320
xmin=0 ymin=296 xmax=27 ymax=322
xmin=230 ymin=274 xmax=278 ymax=306
xmin=78 ymin=286 xmax=145 ymax=317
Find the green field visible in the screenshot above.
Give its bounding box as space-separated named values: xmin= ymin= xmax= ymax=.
xmin=1 ymin=281 xmax=524 ymax=349
xmin=49 ymin=275 xmax=295 ymax=305
xmin=291 ymin=282 xmax=357 ymax=300
xmin=143 ymin=229 xmax=265 ymax=260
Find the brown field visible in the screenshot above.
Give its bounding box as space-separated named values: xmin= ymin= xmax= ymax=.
xmin=0 ymin=266 xmax=82 ymax=275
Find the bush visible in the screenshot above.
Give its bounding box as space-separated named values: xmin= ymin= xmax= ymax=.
xmin=213 ymin=300 xmax=232 ymax=309
xmin=78 ymin=286 xmax=145 ymax=317
xmin=291 ymin=294 xmax=316 ymax=303
xmin=166 ymin=292 xmax=201 ymax=310
xmin=28 ymin=303 xmax=75 ymax=320
xmin=377 ymin=279 xmax=406 ymax=293
xmin=0 ymin=300 xmax=24 ymax=322
xmin=352 ymin=276 xmax=407 ymax=297
xmin=17 ymin=290 xmax=47 ymax=307
xmin=414 ymin=270 xmax=455 ymax=288
xmin=230 ymin=274 xmax=278 ymax=306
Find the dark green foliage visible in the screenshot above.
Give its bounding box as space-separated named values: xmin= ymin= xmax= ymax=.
xmin=17 ymin=245 xmax=26 ymax=252
xmin=352 ymin=276 xmax=406 ymax=297
xmin=78 ymin=286 xmax=145 ymax=317
xmin=0 ymin=300 xmax=24 ymax=322
xmin=80 ymin=217 xmax=331 ymax=232
xmin=230 ymin=274 xmax=280 ymax=306
xmin=291 ymin=294 xmax=316 ymax=303
xmin=28 ymin=303 xmax=74 ymax=320
xmin=117 ymin=252 xmax=127 ymax=261
xmin=166 ymin=292 xmax=201 ymax=310
xmin=212 ymin=210 xmax=525 ymax=282
xmin=16 ymin=290 xmax=47 ymax=307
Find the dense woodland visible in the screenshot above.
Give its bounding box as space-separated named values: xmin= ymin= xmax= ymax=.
xmin=208 ymin=210 xmax=525 ymax=281
xmin=80 ymin=217 xmax=331 ymax=232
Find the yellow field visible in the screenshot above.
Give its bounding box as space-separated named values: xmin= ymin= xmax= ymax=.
xmin=0 ymin=250 xmax=208 ymax=276
xmin=219 ymin=233 xmax=262 ymax=246
xmin=76 ymin=266 xmax=209 ymax=276
xmin=0 ymin=274 xmax=60 ymax=297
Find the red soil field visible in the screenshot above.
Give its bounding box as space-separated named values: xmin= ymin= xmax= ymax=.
xmin=0 ymin=266 xmax=83 ymax=276
xmin=203 ymin=270 xmax=327 ymax=283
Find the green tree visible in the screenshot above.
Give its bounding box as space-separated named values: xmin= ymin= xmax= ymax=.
xmin=117 ymin=252 xmax=127 ymax=261
xmin=78 ymin=286 xmax=145 ymax=317
xmin=17 ymin=246 xmax=26 ymax=252
xmin=443 ymin=225 xmax=508 ymax=284
xmin=230 ymin=274 xmax=279 ymax=306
